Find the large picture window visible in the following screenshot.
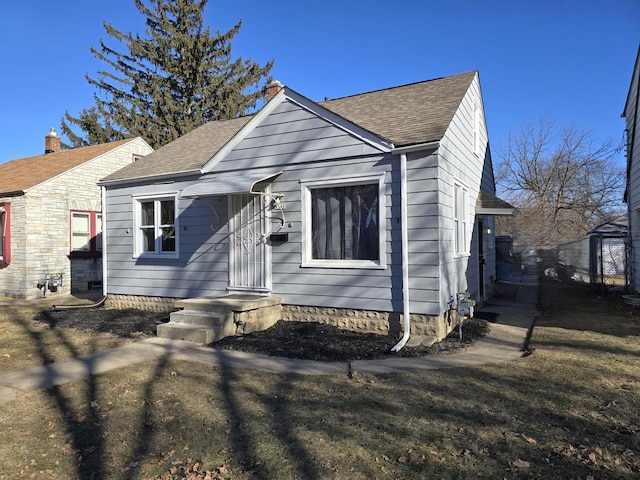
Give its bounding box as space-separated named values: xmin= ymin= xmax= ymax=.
xmin=0 ymin=203 xmax=10 ymax=265
xmin=70 ymin=211 xmax=102 ymax=256
xmin=302 ymin=177 xmax=385 ymax=268
xmin=134 ymin=196 xmax=177 ymax=257
xmin=454 ymin=182 xmax=469 ymax=255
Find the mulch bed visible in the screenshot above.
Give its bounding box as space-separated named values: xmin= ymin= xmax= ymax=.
xmin=33 ymin=306 xmax=490 ymax=362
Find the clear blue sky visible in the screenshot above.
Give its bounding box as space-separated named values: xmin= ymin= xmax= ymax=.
xmin=0 ymin=0 xmax=638 ymax=165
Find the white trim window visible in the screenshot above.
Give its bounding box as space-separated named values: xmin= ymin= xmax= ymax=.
xmin=70 ymin=210 xmax=102 ymax=256
xmin=134 ymin=196 xmax=178 ymax=258
xmin=473 ymin=102 xmax=481 ymax=157
xmin=454 ymin=182 xmax=469 ymax=255
xmin=302 ymin=175 xmax=386 ymax=269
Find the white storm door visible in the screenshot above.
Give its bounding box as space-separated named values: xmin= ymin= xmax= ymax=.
xmin=229 ymin=194 xmax=270 ymax=292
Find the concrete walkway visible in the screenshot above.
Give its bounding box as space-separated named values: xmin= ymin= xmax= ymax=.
xmin=0 ymin=281 xmax=538 ymax=405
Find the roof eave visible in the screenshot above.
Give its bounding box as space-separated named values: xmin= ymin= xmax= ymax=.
xmin=392 ymin=141 xmax=440 ymax=154
xmin=476 ymin=207 xmax=516 ymax=216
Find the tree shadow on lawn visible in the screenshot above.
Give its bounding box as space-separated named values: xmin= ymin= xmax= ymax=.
xmin=9 ymin=309 xmax=107 ymax=479
xmin=7 ymin=309 xmax=175 ymax=480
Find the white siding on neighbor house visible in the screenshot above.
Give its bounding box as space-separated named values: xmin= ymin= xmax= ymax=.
xmin=625 ymin=52 xmax=640 ymax=292
xmin=436 ymin=73 xmax=497 ymax=310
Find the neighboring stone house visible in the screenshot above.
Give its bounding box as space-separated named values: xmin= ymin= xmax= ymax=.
xmin=0 ymin=130 xmax=153 ymax=299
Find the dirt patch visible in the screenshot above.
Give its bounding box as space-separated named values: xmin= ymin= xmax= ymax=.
xmin=211 ymin=319 xmax=489 ymax=361
xmin=33 ymin=307 xmax=171 ymax=339
xmin=32 ymin=306 xmax=489 ymax=362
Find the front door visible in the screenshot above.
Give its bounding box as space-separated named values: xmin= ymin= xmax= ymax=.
xmin=229 ymin=194 xmax=270 ymax=293
xmin=478 ymin=218 xmax=485 ymax=299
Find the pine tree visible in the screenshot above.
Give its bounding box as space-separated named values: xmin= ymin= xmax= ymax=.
xmin=61 ymin=0 xmax=273 ymax=148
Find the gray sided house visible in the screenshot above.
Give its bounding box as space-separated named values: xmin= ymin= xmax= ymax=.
xmin=0 ymin=132 xmax=153 ymax=299
xmin=100 ymin=71 xmax=513 ymax=345
xmin=625 ymin=45 xmax=640 ymax=293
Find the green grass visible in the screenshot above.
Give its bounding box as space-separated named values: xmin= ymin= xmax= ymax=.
xmin=0 ymin=279 xmax=639 ymax=479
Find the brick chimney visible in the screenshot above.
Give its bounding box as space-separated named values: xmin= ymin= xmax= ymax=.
xmin=44 ymin=127 xmax=61 ymax=154
xmin=265 ymin=80 xmax=283 ymax=102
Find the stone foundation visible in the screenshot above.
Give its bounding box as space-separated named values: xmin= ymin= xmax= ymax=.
xmin=105 ymin=294 xmax=462 ymax=343
xmin=106 ymin=294 xmax=179 ymax=312
xmin=282 ymin=305 xmax=461 ymax=342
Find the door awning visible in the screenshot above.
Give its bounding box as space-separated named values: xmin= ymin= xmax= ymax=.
xmin=475 ymin=190 xmax=515 ymax=215
xmin=180 ymin=171 xmax=282 ymax=199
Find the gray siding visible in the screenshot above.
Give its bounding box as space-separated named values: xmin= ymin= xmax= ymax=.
xmin=210 ymin=101 xmax=382 ymax=172
xmin=436 ymin=73 xmax=497 ymax=310
xmin=105 ymin=181 xmax=231 ymax=298
xmin=104 ymin=81 xmax=495 ymax=318
xmin=626 ymin=54 xmax=640 ymax=292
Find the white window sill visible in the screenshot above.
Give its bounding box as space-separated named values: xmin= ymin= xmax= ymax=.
xmin=134 ymin=253 xmax=179 ymax=260
xmin=302 ymin=260 xmax=386 ymax=270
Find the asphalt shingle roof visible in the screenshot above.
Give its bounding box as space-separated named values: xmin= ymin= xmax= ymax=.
xmin=321 ymin=70 xmax=477 ymax=147
xmin=102 ymin=71 xmax=477 ymax=183
xmin=0 ymin=139 xmax=134 ymax=195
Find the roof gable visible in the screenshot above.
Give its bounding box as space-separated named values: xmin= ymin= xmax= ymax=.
xmin=202 ymin=86 xmax=394 ymax=173
xmin=0 ymin=138 xmax=138 ymax=195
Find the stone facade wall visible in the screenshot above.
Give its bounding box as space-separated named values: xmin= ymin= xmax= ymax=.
xmin=2 ymin=139 xmax=152 ymax=299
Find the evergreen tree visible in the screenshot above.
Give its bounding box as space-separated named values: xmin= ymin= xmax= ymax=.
xmin=61 ymin=0 xmax=273 ymax=148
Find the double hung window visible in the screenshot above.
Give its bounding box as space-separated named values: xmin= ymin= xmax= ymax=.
xmin=302 ymin=176 xmax=385 ymax=268
xmin=454 ymin=182 xmax=469 ymax=255
xmin=70 ymin=211 xmax=102 ymax=255
xmin=134 ymin=196 xmax=177 ymax=257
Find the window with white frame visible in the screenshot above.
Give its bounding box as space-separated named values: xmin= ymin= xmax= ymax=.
xmin=135 ymin=197 xmax=177 ymax=257
xmin=474 ymin=102 xmax=481 ymax=157
xmin=454 ymin=183 xmax=469 ymax=255
xmin=70 ymin=210 xmax=101 ymax=255
xmin=0 ymin=203 xmax=10 ymax=264
xmin=302 ymin=176 xmax=385 ymax=268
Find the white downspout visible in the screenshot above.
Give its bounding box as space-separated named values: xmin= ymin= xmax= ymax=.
xmin=101 ymin=185 xmax=108 ymax=296
xmin=392 ymin=153 xmax=411 ymax=352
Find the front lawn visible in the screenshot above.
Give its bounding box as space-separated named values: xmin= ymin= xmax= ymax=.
xmin=0 ymin=279 xmax=638 ymax=479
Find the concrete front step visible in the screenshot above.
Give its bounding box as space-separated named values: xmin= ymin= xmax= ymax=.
xmin=157 ymin=322 xmax=236 ymax=344
xmin=169 ymin=309 xmax=233 ymax=326
xmin=174 ymin=294 xmax=283 ymax=312
xmin=158 ymin=294 xmax=284 ymax=344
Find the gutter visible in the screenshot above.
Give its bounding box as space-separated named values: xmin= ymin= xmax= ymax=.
xmin=98 ymin=169 xmax=201 ymax=187
xmin=391 ymin=152 xmax=411 ymax=352
xmin=101 ymin=185 xmax=108 ymax=296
